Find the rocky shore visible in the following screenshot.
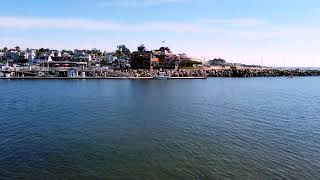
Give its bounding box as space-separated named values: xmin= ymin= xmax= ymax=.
xmin=110 ymin=68 xmax=320 ymax=78
xmin=2 ymin=67 xmax=320 ymax=79
xmin=205 ymin=69 xmax=320 ymax=77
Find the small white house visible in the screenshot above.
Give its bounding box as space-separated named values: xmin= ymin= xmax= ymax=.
xmin=5 ymin=72 xmax=12 ymax=78
xmin=26 ymin=49 xmax=36 ymax=63
xmin=35 ymin=55 xmax=53 ymax=63
xmin=81 ymin=71 xmax=86 ymax=78
xmin=67 ymin=68 xmax=78 ymax=78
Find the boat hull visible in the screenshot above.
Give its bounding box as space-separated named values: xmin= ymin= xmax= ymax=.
xmin=153 ymin=77 xmax=168 ymax=80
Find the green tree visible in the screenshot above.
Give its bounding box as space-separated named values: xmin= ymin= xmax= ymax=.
xmin=179 ymin=60 xmax=202 ymax=67
xmin=208 ymin=58 xmax=226 ymax=66
xmin=2 ymin=47 xmax=8 ymax=52
xmin=117 ymin=45 xmax=131 ymax=56
xmin=18 ymin=57 xmax=28 ymax=64
xmin=15 ymin=46 xmax=20 ymax=52
xmin=138 ymin=44 xmax=146 ymax=53
xmin=159 ymin=47 xmax=172 ymax=53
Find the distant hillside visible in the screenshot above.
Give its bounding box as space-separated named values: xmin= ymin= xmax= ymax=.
xmin=208 ymin=58 xmax=262 ymax=68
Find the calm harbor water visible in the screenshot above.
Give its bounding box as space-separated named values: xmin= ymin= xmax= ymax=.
xmin=0 ymin=78 xmax=320 ymax=179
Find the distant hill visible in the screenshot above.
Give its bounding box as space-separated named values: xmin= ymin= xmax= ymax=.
xmin=208 ymin=58 xmax=262 ymax=68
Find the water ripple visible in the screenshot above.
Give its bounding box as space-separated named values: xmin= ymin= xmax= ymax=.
xmin=0 ymin=78 xmax=320 ymax=179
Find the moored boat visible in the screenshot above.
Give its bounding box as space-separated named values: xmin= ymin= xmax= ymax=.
xmin=153 ymin=72 xmax=168 ymax=80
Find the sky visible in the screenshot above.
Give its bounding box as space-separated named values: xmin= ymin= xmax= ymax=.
xmin=0 ymin=0 xmax=319 ymax=67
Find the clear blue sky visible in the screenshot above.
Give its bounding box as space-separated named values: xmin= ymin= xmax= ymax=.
xmin=0 ymin=0 xmax=319 ymax=66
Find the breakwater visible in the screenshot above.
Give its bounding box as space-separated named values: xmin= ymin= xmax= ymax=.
xmin=204 ymin=69 xmax=320 ymax=77
xmin=2 ymin=68 xmax=320 ymax=79
xmin=135 ymin=69 xmax=320 ymax=78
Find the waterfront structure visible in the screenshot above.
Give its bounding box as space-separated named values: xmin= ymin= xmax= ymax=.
xmin=154 ymin=48 xmax=180 ymax=69
xmin=131 ymin=51 xmax=154 ymax=69
xmin=48 ymin=61 xmax=87 ymax=68
xmin=1 ymin=45 xmax=187 ymax=70
xmin=67 ymin=68 xmax=78 ymax=77
xmin=0 ymin=64 xmax=13 ymax=77
xmin=131 ymin=47 xmax=182 ymax=69
xmin=80 ymin=71 xmax=86 ymax=78
xmin=0 ymin=45 xmax=284 ymax=79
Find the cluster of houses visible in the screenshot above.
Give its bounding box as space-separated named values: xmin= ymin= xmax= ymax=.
xmin=0 ymin=45 xmax=207 ymax=78
xmin=0 ymin=47 xmax=116 ymax=68
xmin=0 ymin=45 xmax=201 ymax=71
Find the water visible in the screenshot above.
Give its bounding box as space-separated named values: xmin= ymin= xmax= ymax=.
xmin=0 ymin=78 xmax=320 ymax=179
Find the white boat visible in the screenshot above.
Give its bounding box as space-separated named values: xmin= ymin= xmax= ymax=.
xmin=153 ymin=72 xmax=168 ymax=80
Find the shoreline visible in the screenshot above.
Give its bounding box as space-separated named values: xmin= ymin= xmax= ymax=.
xmin=0 ymin=77 xmax=207 ymax=80
xmin=0 ymin=76 xmax=319 ymax=80
xmin=2 ymin=68 xmax=320 ymax=80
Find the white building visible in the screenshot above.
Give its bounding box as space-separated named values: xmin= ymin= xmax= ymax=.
xmin=35 ymin=51 xmax=54 ymax=63
xmin=52 ymin=50 xmax=61 ymax=57
xmin=1 ymin=64 xmax=13 ymax=77
xmin=26 ymin=49 xmax=36 ymax=63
